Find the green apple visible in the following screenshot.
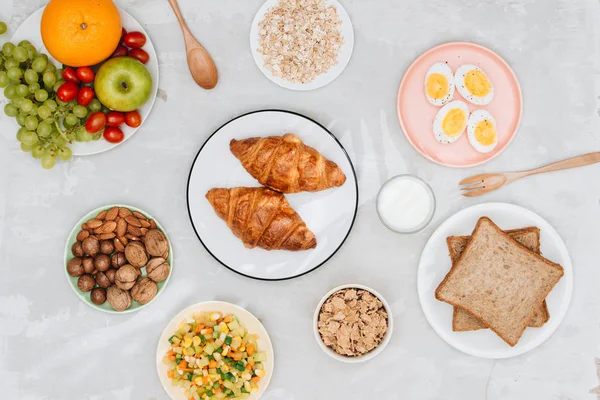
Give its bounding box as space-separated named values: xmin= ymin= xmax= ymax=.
xmin=94 ymin=57 xmax=152 ymax=112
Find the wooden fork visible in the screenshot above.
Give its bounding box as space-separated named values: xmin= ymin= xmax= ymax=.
xmin=460 ymin=152 xmax=600 ymax=197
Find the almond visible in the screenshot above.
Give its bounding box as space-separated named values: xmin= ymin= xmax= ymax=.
xmin=87 ymin=219 xmax=103 ymax=229
xmin=105 ymin=206 xmax=119 ymax=221
xmin=133 ymin=211 xmax=147 ymax=221
xmin=118 ymin=235 xmax=129 ymax=246
xmin=114 ymin=238 xmax=125 ymax=252
xmin=96 ymin=210 xmax=107 ymax=220
xmin=118 ymin=207 xmax=133 ymax=218
xmin=76 ymin=230 xmax=90 ymax=242
xmin=81 ymin=223 xmax=89 ymax=230
xmin=140 ymin=228 xmax=148 ymax=236
xmin=127 ymin=225 xmax=143 ymax=237
xmin=100 ymin=221 xmax=117 ymax=233
xmin=125 ymin=233 xmax=140 ymax=241
xmin=99 ymin=232 xmax=116 ymax=240
xmin=139 ymin=219 xmax=151 ymax=228
xmin=125 ymin=216 xmax=142 ymax=227
xmin=94 ymin=227 xmax=104 ymax=234
xmin=116 ymin=219 xmax=127 ymax=237
xmin=149 ymin=219 xmax=157 ymax=229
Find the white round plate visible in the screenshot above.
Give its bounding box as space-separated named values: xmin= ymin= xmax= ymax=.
xmin=249 ymin=0 xmax=354 ymax=91
xmin=187 ymin=110 xmax=358 ymax=281
xmin=11 ymin=7 xmax=159 ymax=156
xmin=417 ymin=202 xmax=573 ymax=359
xmin=156 ymin=301 xmax=274 ymax=400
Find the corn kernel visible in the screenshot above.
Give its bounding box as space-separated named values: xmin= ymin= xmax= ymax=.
xmin=183 ymin=337 xmax=193 ymax=347
xmin=244 ymin=381 xmax=251 ymax=392
xmin=255 ymin=369 xmax=265 ymax=377
xmin=210 ymin=313 xmax=221 ymax=321
xmin=193 ymin=336 xmax=201 ymax=346
xmin=195 ymin=377 xmax=203 ymax=385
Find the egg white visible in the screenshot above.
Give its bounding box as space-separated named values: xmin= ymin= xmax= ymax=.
xmin=424 ymin=63 xmax=455 ymax=106
xmin=455 ymin=64 xmax=494 ymax=105
xmin=433 ymin=100 xmax=470 ymax=144
xmin=467 ymin=110 xmax=498 ymax=153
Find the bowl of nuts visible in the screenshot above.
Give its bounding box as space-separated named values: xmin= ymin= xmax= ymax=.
xmin=64 ymin=205 xmax=173 ymax=313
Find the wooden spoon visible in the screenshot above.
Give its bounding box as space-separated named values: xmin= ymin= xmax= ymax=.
xmin=459 ymin=152 xmax=600 ymax=197
xmin=167 ymin=0 xmax=218 ymax=90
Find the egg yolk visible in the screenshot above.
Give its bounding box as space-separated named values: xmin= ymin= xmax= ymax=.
xmin=465 ymin=70 xmax=491 ymax=97
xmin=474 ymin=120 xmax=497 ymax=145
xmin=442 ymin=109 xmax=467 ymax=137
xmin=426 ymin=73 xmax=449 ymax=99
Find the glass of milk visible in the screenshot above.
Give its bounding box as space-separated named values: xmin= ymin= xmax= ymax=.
xmin=376 ymin=175 xmax=436 ymax=234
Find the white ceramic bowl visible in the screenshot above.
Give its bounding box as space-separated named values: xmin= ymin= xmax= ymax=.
xmin=313 ymin=284 xmax=393 ymax=363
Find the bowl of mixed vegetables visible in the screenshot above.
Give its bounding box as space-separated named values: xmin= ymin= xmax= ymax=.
xmin=157 ymin=301 xmax=274 ymax=400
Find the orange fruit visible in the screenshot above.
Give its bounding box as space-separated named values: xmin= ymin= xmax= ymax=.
xmin=41 ymin=0 xmax=122 ymax=67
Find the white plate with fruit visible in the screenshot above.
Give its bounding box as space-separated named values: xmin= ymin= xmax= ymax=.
xmin=156 ymin=302 xmax=274 ymax=400
xmin=6 ymin=3 xmax=158 ymax=161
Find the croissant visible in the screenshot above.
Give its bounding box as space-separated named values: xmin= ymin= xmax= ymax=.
xmin=206 ymin=187 xmax=317 ymax=251
xmin=230 ymin=133 xmax=347 ymax=193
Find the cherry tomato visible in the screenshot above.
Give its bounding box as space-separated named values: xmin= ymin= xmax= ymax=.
xmin=106 ymin=111 xmax=125 ymax=127
xmin=85 ymin=112 xmax=107 ymax=134
xmin=77 ymin=86 xmax=95 ymax=107
xmin=111 ymin=45 xmax=128 ymax=58
xmin=76 ymin=67 xmax=95 ymax=83
xmin=103 ymin=126 xmax=124 ymax=143
xmin=128 ymin=48 xmax=149 ymax=64
xmin=62 ymin=67 xmax=79 ymax=83
xmin=120 ymin=28 xmax=127 ymax=42
xmin=124 ymin=31 xmax=146 ymax=49
xmin=124 ymin=110 xmax=142 ymax=128
xmin=56 ymin=82 xmax=79 ymax=102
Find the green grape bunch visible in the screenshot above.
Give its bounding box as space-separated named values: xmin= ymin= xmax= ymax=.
xmin=0 ymin=39 xmax=100 ymax=169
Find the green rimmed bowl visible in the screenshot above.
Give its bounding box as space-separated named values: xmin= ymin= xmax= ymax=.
xmin=64 ymin=204 xmax=173 ymax=314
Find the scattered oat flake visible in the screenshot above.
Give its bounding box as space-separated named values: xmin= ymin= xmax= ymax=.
xmin=318 ymin=288 xmax=388 ymax=357
xmin=257 ymin=0 xmax=344 ymax=84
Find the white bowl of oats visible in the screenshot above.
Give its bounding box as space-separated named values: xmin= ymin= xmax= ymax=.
xmin=313 ymin=284 xmax=393 ymax=363
xmin=250 ymin=0 xmax=355 ymax=91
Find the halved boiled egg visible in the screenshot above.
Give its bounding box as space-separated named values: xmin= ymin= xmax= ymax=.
xmin=455 ymin=65 xmax=494 ymax=105
xmin=424 ymin=63 xmax=455 ymax=106
xmin=467 ymin=110 xmax=498 ymax=153
xmin=433 ymin=101 xmax=469 ymax=144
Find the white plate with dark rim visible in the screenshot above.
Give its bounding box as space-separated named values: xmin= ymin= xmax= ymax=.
xmin=187 ymin=109 xmax=358 ymax=281
xmin=11 ymin=7 xmax=159 ymax=156
xmin=249 ymin=0 xmax=354 ymax=91
xmin=156 ymin=301 xmax=274 ymax=400
xmin=417 ymin=203 xmax=573 ymax=359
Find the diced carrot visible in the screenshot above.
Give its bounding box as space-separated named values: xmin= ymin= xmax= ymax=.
xmin=232 ymin=352 xmax=243 ymax=361
xmin=167 ymin=350 xmax=175 ymax=355
xmin=248 ymin=361 xmax=255 ymax=367
xmin=247 ymin=344 xmax=255 ymax=356
xmin=205 ymin=328 xmax=213 ymax=335
xmin=167 ymin=370 xmax=175 ymax=379
xmin=219 ymin=379 xmax=223 ymax=384
xmin=245 ymin=364 xmax=252 ymax=371
xmin=209 ymin=360 xmax=217 ymax=369
xmin=168 ymin=355 xmax=176 ymax=361
xmin=214 ymin=387 xmax=221 ymax=393
xmin=251 ymin=376 xmax=260 ymax=383
xmin=224 ymin=315 xmax=233 ymax=323
xmin=178 ymin=360 xmax=188 ymax=369
xmin=202 ymin=376 xmax=210 ymax=385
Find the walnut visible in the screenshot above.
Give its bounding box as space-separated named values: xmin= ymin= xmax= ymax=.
xmin=67 ymin=257 xmax=84 ymax=277
xmin=146 ymin=257 xmax=170 ymax=282
xmin=77 ymin=274 xmax=95 ymax=292
xmin=82 ymin=236 xmax=99 ymax=257
xmin=111 ymin=252 xmax=126 ymax=268
xmin=124 ymin=242 xmax=148 ymax=268
xmin=107 ymin=286 xmax=132 ymax=311
xmin=143 ymin=229 xmax=169 ymax=258
xmin=131 ymin=277 xmax=158 ymax=305
xmin=115 ymin=265 xmax=137 ymax=290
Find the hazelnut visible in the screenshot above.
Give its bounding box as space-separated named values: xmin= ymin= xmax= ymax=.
xmin=107 ymin=286 xmax=132 ymax=312
xmin=82 ymin=236 xmax=99 ymax=257
xmin=71 ymin=241 xmax=84 ymax=257
xmin=105 ymin=268 xmax=117 ymax=284
xmin=94 ymin=254 xmax=111 ymax=272
xmin=82 ymin=257 xmax=95 ymax=274
xmin=90 ymin=287 xmax=107 ymax=305
xmin=100 ymin=240 xmax=115 ymax=255
xmin=77 ymin=274 xmax=96 ymax=292
xmin=131 ymin=277 xmax=158 ymax=305
xmin=95 ymin=271 xmax=111 ymax=288
xmin=66 ymin=257 xmax=84 ymax=277
xmin=143 ymin=229 xmax=169 ymax=258
xmin=111 ymin=252 xmax=126 ymax=268
xmin=115 ymin=265 xmax=137 ymax=290
xmin=146 ymin=258 xmax=170 ymax=283
xmin=124 ymin=242 xmax=148 ymax=268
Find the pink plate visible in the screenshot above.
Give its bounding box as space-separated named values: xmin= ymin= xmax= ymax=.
xmin=397 ymin=42 xmax=522 ymax=168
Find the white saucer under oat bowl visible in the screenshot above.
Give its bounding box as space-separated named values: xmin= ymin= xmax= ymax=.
xmin=313 ymin=284 xmax=393 ymax=363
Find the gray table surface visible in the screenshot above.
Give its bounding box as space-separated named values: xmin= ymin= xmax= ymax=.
xmin=1 ymin=0 xmax=599 ymax=399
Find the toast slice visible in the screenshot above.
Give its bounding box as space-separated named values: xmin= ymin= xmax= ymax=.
xmin=447 ymin=227 xmax=550 ymax=331
xmin=435 ymin=217 xmax=564 ymax=347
